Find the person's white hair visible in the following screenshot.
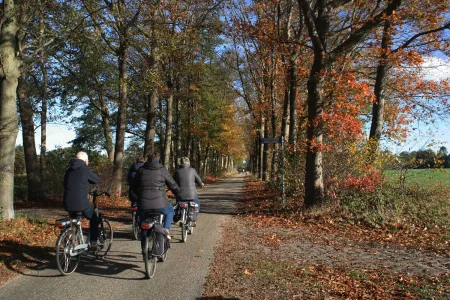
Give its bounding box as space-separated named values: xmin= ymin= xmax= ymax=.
xmin=76 ymin=151 xmax=89 ymax=162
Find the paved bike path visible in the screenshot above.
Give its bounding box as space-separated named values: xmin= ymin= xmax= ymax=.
xmin=0 ymin=175 xmax=245 ymax=300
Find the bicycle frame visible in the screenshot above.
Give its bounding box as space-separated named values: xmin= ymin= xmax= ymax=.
xmin=177 ymin=201 xmax=198 ymax=223
xmin=56 ymin=218 xmax=89 ymax=256
xmin=71 ymin=223 xmax=88 ymax=255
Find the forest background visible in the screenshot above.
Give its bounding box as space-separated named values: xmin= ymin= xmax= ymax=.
xmin=0 ymin=0 xmax=449 ymax=231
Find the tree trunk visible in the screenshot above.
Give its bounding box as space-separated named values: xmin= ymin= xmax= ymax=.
xmin=259 ymin=117 xmax=265 ymax=180
xmin=304 ymin=58 xmax=325 ymax=208
xmin=252 ymin=139 xmax=258 ymax=174
xmin=143 ymin=21 xmax=158 ymax=158
xmin=263 ymin=118 xmax=269 ymax=181
xmin=40 ymin=66 xmax=47 ymax=176
xmin=300 ymin=0 xmax=328 ymax=208
xmin=99 ymin=89 xmax=114 ymax=161
xmin=288 ymin=54 xmax=298 ymax=145
xmin=197 ymin=141 xmax=202 ymax=173
xmin=281 ymin=81 xmax=290 ymax=142
xmin=175 ymin=95 xmax=182 ymax=166
xmin=186 ymin=96 xmax=192 ymax=158
xmin=163 ymin=90 xmax=174 ymax=169
xmin=158 ymin=98 xmax=165 ymax=155
xmin=112 ymin=40 xmax=128 ymax=196
xmin=191 ymin=137 xmax=198 ymax=170
xmin=0 ymin=0 xmax=21 ymax=219
xmin=17 ymin=75 xmax=41 ymax=202
xmin=369 ymin=21 xmax=391 ymax=157
xmin=144 ymin=89 xmax=158 ymax=158
xmin=39 ymin=2 xmax=47 ymax=178
xmin=202 ymin=145 xmax=209 ymax=177
xmin=271 ymin=71 xmax=277 ymax=180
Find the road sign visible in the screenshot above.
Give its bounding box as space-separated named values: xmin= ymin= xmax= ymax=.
xmin=260 ymin=137 xmax=282 ymax=144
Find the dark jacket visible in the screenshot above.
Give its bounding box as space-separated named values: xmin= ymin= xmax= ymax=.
xmin=174 ymin=164 xmax=203 ymax=200
xmin=132 ymin=157 xmax=180 ymax=210
xmin=127 ymin=162 xmax=144 ymax=203
xmin=63 ymin=158 xmax=100 ymax=211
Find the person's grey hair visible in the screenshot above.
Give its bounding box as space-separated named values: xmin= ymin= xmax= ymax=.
xmin=76 ymin=151 xmax=89 ymax=162
xmin=181 ymin=157 xmax=190 ymax=165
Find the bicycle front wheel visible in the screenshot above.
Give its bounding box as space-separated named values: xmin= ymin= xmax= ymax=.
xmin=144 ymin=234 xmax=157 ymax=279
xmin=95 ymin=219 xmax=113 ymax=258
xmin=56 ymin=228 xmax=81 ymax=275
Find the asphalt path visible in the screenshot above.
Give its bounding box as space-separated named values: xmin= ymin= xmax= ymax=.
xmin=0 ymin=174 xmax=245 ymax=300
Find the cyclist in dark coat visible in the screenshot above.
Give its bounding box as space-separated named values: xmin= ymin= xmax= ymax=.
xmin=132 ymin=152 xmax=180 ymax=242
xmin=174 ymin=157 xmax=204 ymax=211
xmin=63 ymin=151 xmax=100 ymax=248
xmin=127 ymin=157 xmax=145 ymax=205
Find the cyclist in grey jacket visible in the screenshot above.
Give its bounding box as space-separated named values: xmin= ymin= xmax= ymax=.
xmin=132 ymin=152 xmax=180 ymax=241
xmin=174 ymin=157 xmax=204 ymax=212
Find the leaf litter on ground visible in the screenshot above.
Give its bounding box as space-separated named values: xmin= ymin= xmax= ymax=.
xmin=203 ymin=178 xmax=450 ymax=299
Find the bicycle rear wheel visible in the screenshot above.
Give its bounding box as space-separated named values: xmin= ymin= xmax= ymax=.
xmin=159 ymin=238 xmax=169 ymax=262
xmin=132 ymin=212 xmax=140 ymax=240
xmin=95 ymin=218 xmax=113 ymax=258
xmin=56 ymin=228 xmax=81 ymax=275
xmin=144 ymin=234 xmax=157 ymax=278
xmin=181 ymin=223 xmax=188 ymax=242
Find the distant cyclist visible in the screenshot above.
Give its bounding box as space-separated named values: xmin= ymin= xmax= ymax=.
xmin=132 ymin=152 xmax=180 ymax=242
xmin=63 ymin=151 xmax=100 ymax=250
xmin=174 ymin=157 xmax=204 ymax=220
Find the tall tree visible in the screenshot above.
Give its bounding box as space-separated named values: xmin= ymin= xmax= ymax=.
xmin=369 ymin=2 xmax=450 ymax=157
xmin=16 ymin=1 xmax=45 ymax=202
xmin=0 ymin=0 xmax=21 ymax=219
xmin=82 ymin=0 xmax=145 ymax=195
xmin=298 ymin=0 xmax=402 ymax=207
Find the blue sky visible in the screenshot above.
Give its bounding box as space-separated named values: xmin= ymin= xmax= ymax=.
xmin=16 ymin=124 xmax=75 ymax=154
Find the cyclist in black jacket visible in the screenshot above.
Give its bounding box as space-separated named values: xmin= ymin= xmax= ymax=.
xmin=63 ymin=151 xmax=100 ymax=249
xmin=132 ymin=152 xmax=180 ymax=243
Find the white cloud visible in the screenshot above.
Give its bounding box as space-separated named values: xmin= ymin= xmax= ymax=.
xmin=421 ymin=56 xmax=450 ymax=81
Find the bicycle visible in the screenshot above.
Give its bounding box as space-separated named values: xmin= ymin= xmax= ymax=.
xmin=131 ymin=203 xmax=140 ymax=240
xmin=174 ymin=200 xmax=199 ymax=242
xmin=140 ymin=212 xmax=169 ymax=279
xmin=55 ymin=191 xmax=113 ymax=275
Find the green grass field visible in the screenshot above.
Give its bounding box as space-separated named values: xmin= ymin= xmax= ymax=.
xmin=384 ymin=169 xmax=450 ymax=187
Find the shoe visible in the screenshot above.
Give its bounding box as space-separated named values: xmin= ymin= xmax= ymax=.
xmin=192 ymin=221 xmax=197 ymax=227
xmin=164 ymin=228 xmax=171 ymax=240
xmin=89 ymin=242 xmax=100 ymax=251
